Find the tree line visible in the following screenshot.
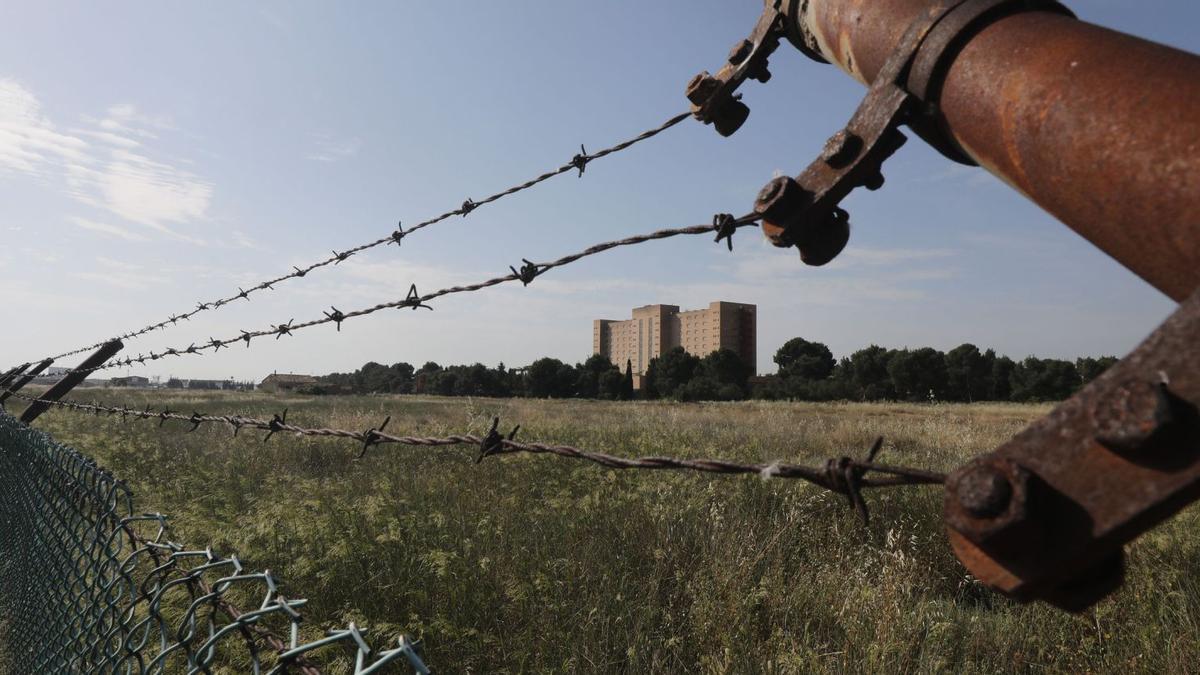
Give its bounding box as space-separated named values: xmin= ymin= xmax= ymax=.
xmin=761 ymin=338 xmax=1118 ymax=403
xmin=307 ymin=339 xmax=1117 ymax=403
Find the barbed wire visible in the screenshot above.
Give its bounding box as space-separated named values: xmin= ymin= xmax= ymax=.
xmin=41 ymin=112 xmax=691 ymax=364
xmin=0 ymin=409 xmax=430 ymax=674
xmin=43 ymin=213 xmax=761 ymax=378
xmin=8 ymin=394 xmax=946 ymax=523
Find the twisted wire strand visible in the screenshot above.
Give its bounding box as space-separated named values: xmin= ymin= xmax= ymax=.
xmin=46 ymin=214 xmax=761 ymax=378
xmin=42 ymin=112 xmax=691 ymax=364
xmin=8 ymin=394 xmax=947 ymax=511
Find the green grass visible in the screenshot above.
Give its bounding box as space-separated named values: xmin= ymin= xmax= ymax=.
xmin=14 ymin=391 xmax=1200 ymax=673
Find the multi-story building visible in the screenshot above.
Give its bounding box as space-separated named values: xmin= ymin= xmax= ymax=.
xmin=593 ymin=301 xmax=756 ymax=386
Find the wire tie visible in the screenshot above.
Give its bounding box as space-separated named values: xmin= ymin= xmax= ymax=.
xmin=263 ymin=409 xmax=287 ymax=443
xmin=324 ymin=307 xmax=346 ymax=331
xmin=713 ymin=213 xmax=738 ymax=252
xmin=509 ymin=259 xmax=541 ymax=286
xmin=476 ymin=417 xmax=520 ymax=464
xmin=357 ymin=416 xmax=391 ymax=459
xmin=571 ymin=144 xmax=590 ymax=177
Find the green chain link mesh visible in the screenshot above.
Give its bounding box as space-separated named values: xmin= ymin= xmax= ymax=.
xmin=0 ymin=410 xmax=428 ymax=674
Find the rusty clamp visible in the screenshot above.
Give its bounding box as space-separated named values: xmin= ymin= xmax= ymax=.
xmin=684 ymin=0 xmax=787 ymax=138
xmin=944 ymin=289 xmax=1200 ymax=611
xmin=691 ymin=0 xmax=1071 ymax=266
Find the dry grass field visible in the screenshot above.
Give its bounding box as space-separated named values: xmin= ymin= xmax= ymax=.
xmin=12 ymin=391 xmax=1200 ymax=673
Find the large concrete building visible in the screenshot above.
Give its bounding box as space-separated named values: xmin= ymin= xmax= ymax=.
xmin=593 ymin=301 xmax=757 ymax=385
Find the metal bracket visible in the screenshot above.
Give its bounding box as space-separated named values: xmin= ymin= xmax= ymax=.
xmin=0 ymin=363 xmax=31 ymax=393
xmin=749 ymin=0 xmax=1070 ymax=266
xmin=0 ymin=359 xmax=53 ymax=407
xmin=944 ymin=288 xmax=1200 ymax=611
xmin=684 ymin=0 xmax=786 ymax=137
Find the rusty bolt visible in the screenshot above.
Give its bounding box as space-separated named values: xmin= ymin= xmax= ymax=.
xmin=728 ymin=39 xmax=754 ymax=66
xmin=712 ymin=99 xmax=751 ymax=137
xmin=686 ymin=72 xmax=720 ymax=106
xmin=955 ymin=465 xmax=1012 ymax=518
xmin=945 ymin=458 xmax=1038 ymax=552
xmin=754 ymin=176 xmax=806 ymax=223
xmin=1093 ymin=380 xmax=1176 ymax=455
xmin=821 ymin=130 xmax=862 ymax=167
xmin=798 ymin=208 xmax=851 ymax=267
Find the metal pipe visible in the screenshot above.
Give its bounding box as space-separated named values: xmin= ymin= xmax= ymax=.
xmin=787 ymin=1 xmax=1200 ymax=301
xmin=20 ymin=342 xmax=122 ymax=424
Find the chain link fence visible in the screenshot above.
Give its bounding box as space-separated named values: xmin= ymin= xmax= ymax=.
xmin=0 ymin=410 xmax=429 ymax=674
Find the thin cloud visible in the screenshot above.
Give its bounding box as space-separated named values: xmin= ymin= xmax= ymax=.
xmin=0 ymin=78 xmax=88 ymax=177
xmin=71 ymin=216 xmax=148 ymax=242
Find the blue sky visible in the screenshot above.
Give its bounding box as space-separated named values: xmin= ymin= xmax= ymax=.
xmin=1 ymin=1 xmax=1195 ymax=380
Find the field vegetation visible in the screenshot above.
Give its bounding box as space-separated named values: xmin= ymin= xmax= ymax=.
xmin=15 ymin=391 xmax=1200 ymax=673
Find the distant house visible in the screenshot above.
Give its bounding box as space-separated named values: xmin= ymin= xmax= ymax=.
xmin=109 ymin=376 xmax=150 ymax=388
xmin=259 ymin=373 xmax=318 ymax=393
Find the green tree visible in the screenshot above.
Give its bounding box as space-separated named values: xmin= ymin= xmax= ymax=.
xmin=888 ymin=348 xmax=948 ymax=401
xmin=990 ymin=355 xmax=1015 ymax=401
xmin=697 ymin=349 xmax=752 ymax=397
xmin=655 ymin=347 xmax=701 ymax=399
xmin=945 ymin=344 xmax=991 ymax=402
xmin=1009 ymin=357 xmax=1079 ymax=402
xmin=774 ymin=337 xmax=835 ymax=381
xmin=1076 ymin=356 xmax=1119 ymax=385
xmin=526 ymin=358 xmax=574 ymax=398
xmin=621 ymin=359 xmax=635 ymax=400
xmin=842 ymin=345 xmax=895 ymax=400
